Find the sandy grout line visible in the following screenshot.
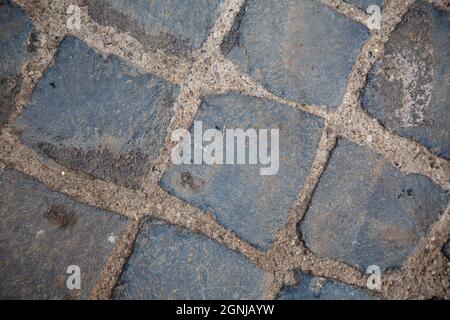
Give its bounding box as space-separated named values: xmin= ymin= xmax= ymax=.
xmin=140 ymin=0 xmax=251 ymax=191
xmin=90 ymin=220 xmax=140 ymax=300
xmin=382 ymin=202 xmax=450 ymax=299
xmin=260 ymin=128 xmax=381 ymax=297
xmin=319 ymin=0 xmax=372 ymax=26
xmin=72 ymin=5 xmax=191 ymax=85
xmin=13 ymin=0 xmax=191 ymax=85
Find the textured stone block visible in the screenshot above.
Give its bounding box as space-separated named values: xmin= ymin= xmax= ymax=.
xmin=301 ymin=139 xmax=448 ymax=272
xmin=0 ymin=169 xmax=128 ymax=299
xmin=113 ymin=219 xmax=273 ymax=299
xmin=0 ymin=0 xmax=36 ymax=127
xmin=362 ymin=2 xmax=450 ymax=158
xmin=160 ymin=93 xmax=324 ymax=250
xmin=15 ymin=36 xmax=178 ymax=189
xmin=88 ymin=0 xmax=223 ymax=56
xmin=278 ymin=272 xmax=374 ymax=300
xmin=225 ymin=0 xmax=369 ymax=108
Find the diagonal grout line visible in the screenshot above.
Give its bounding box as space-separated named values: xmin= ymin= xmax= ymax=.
xmin=73 ymin=5 xmax=191 ymax=85
xmin=260 ymin=127 xmax=383 ymax=297
xmin=383 ymin=202 xmax=450 ymax=299
xmin=140 ymin=0 xmax=250 ymax=191
xmin=3 ymin=21 xmax=63 ymax=132
xmin=13 ymin=0 xmax=191 ymax=86
xmin=90 ymin=219 xmax=140 ymax=300
xmin=319 ymin=0 xmax=371 ymax=27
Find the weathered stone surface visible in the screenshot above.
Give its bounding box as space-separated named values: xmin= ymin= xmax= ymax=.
xmin=362 ymin=2 xmax=450 ymax=159
xmin=15 ymin=36 xmax=178 ymax=189
xmin=225 ymin=0 xmax=369 ymax=109
xmin=88 ymin=0 xmax=223 ymax=57
xmin=347 ymin=0 xmax=384 ymax=10
xmin=301 ymin=139 xmax=448 ymax=272
xmin=0 ymin=169 xmax=128 ymax=299
xmin=0 ymin=0 xmax=36 ymax=127
xmin=113 ymin=219 xmax=273 ymax=299
xmin=160 ymin=93 xmax=324 ymax=250
xmin=278 ymin=272 xmax=374 ymax=300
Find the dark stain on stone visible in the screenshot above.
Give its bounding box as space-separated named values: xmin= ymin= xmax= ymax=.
xmin=180 ymin=171 xmax=201 ymax=192
xmin=38 ymin=142 xmax=149 ymax=190
xmin=26 ymin=29 xmax=38 ymax=53
xmin=87 ymin=0 xmax=192 ymax=58
xmin=49 ymin=82 xmax=56 ymax=89
xmin=44 ymin=204 xmax=77 ymax=228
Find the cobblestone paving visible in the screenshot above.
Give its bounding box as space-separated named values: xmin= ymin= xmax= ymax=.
xmin=0 ymin=0 xmax=449 ymax=300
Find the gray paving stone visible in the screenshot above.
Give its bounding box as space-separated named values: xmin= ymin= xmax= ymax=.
xmin=301 ymin=139 xmax=448 ymax=272
xmin=278 ymin=272 xmax=374 ymax=300
xmin=88 ymin=0 xmax=223 ymax=57
xmin=160 ymin=93 xmax=324 ymax=250
xmin=14 ymin=36 xmax=178 ymax=189
xmin=113 ymin=219 xmax=273 ymax=299
xmin=225 ymin=0 xmax=369 ymax=109
xmin=0 ymin=169 xmax=128 ymax=299
xmin=362 ymin=2 xmax=450 ymax=159
xmin=347 ymin=0 xmax=384 ymax=10
xmin=0 ymin=0 xmax=36 ymax=127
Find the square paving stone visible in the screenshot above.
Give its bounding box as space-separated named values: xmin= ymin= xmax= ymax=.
xmin=278 ymin=272 xmax=374 ymax=300
xmin=160 ymin=93 xmax=324 ymax=250
xmin=88 ymin=0 xmax=223 ymax=57
xmin=362 ymin=1 xmax=450 ymax=159
xmin=113 ymin=219 xmax=274 ymax=300
xmin=0 ymin=169 xmax=129 ymax=299
xmin=300 ymin=139 xmax=449 ymax=272
xmin=225 ymin=0 xmax=369 ymax=109
xmin=0 ymin=0 xmax=36 ymax=127
xmin=14 ymin=36 xmax=179 ymax=189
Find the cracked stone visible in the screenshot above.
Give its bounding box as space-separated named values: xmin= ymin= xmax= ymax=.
xmin=225 ymin=0 xmax=369 ymax=109
xmin=362 ymin=1 xmax=450 ymax=159
xmin=88 ymin=0 xmax=223 ymax=57
xmin=278 ymin=272 xmax=375 ymax=300
xmin=14 ymin=36 xmax=178 ymax=189
xmin=0 ymin=169 xmax=128 ymax=299
xmin=0 ymin=0 xmax=36 ymax=128
xmin=300 ymin=139 xmax=449 ymax=272
xmin=113 ymin=219 xmax=273 ymax=299
xmin=160 ymin=92 xmax=324 ymax=250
